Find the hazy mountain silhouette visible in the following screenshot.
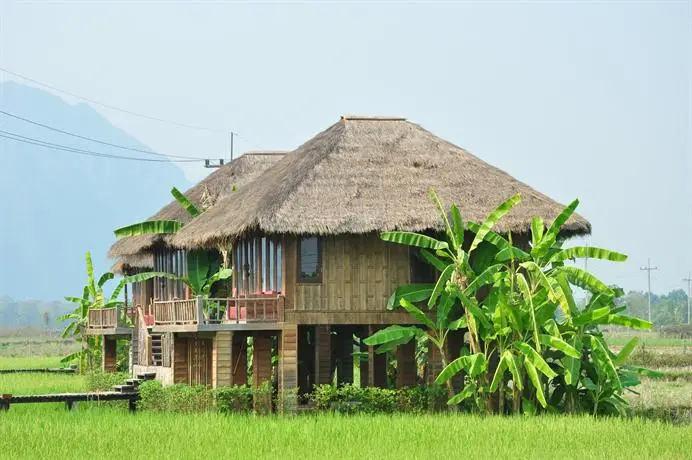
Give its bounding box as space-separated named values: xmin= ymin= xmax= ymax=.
xmin=0 ymin=81 xmax=191 ymax=300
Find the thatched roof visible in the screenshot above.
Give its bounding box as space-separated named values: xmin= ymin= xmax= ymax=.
xmin=107 ymin=151 xmax=286 ymax=258
xmin=110 ymin=253 xmax=154 ymax=275
xmin=172 ymin=116 xmax=591 ymax=249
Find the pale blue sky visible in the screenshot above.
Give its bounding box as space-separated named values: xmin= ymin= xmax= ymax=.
xmin=0 ymin=0 xmax=690 ymax=294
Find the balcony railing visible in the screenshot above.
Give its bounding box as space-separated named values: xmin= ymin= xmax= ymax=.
xmin=151 ymin=295 xmax=284 ymax=326
xmin=87 ymin=306 xmax=134 ymax=329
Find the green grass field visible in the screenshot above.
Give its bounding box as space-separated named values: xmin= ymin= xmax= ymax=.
xmin=1 ymin=333 xmax=691 ymax=458
xmin=0 ymin=411 xmax=690 ymax=460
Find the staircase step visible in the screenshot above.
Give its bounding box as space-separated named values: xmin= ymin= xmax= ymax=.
xmin=125 ymin=379 xmax=142 ymax=386
xmin=136 ymin=372 xmax=156 ymax=380
xmin=113 ymin=384 xmax=136 ymax=393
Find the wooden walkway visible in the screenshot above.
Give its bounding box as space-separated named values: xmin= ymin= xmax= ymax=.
xmin=0 ymin=391 xmax=139 ymax=412
xmin=0 ymin=371 xmax=156 ymax=412
xmin=0 ymin=367 xmax=77 ymax=375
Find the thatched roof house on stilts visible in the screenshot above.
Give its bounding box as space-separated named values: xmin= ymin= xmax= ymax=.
xmin=92 ymin=116 xmax=590 ymax=399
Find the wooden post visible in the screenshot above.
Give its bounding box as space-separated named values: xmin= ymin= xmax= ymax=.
xmin=279 ymin=324 xmax=298 ymax=413
xmin=447 ymin=329 xmax=465 ymax=392
xmin=426 ymin=344 xmax=443 ymax=387
xmin=396 ymin=340 xmax=417 ymax=388
xmin=102 ymin=337 xmax=117 ymax=373
xmin=314 ymin=325 xmax=332 ymax=385
xmin=367 ymin=325 xmax=387 ymax=388
xmin=195 ymin=296 xmax=204 ymax=325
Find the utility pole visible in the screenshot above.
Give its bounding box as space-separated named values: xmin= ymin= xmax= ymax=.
xmin=640 ymin=259 xmax=658 ymax=323
xmin=684 ymin=272 xmax=692 ymax=325
xmin=230 ymin=131 xmax=234 ymax=162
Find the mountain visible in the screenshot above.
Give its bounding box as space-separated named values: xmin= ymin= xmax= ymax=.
xmin=0 ymin=81 xmax=191 ymax=300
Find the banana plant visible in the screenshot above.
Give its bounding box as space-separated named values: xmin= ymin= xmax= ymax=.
xmin=374 ymin=188 xmax=652 ymax=415
xmin=113 ymin=186 xmax=200 ymax=238
xmin=59 ymin=251 xmax=122 ymax=372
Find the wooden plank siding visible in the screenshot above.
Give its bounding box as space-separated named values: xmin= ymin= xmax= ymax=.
xmin=252 ymin=333 xmax=273 ymax=388
xmin=102 ymin=337 xmax=117 ymax=372
xmin=213 ymin=331 xmax=233 ymax=388
xmin=173 ymin=337 xmax=189 ymax=384
xmin=283 ymin=234 xmax=410 ymax=324
xmin=279 ymin=325 xmax=298 ymax=392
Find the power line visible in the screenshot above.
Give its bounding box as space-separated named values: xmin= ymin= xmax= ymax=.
xmin=0 ymin=130 xmax=204 ymax=163
xmin=0 ymin=66 xmax=225 ymax=133
xmin=0 ymin=109 xmax=205 ymax=160
xmin=640 ymin=258 xmax=658 ymax=323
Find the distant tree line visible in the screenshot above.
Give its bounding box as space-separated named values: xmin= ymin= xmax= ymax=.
xmin=617 ymin=289 xmax=689 ymax=326
xmin=0 ymin=296 xmax=71 ymax=329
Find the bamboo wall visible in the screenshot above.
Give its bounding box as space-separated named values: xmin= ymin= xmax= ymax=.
xmin=283 ymin=234 xmax=411 ymax=324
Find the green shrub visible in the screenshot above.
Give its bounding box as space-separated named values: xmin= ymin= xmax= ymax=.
xmin=310 ymin=384 xmax=446 ymax=414
xmin=279 ymin=387 xmax=299 ymax=414
xmin=86 ymin=371 xmax=129 ymax=392
xmin=253 ymin=381 xmax=273 ymax=415
xmin=138 ymin=381 xmax=214 ymax=413
xmin=628 ymin=349 xmax=692 ymax=368
xmin=215 ymin=385 xmax=253 ymax=414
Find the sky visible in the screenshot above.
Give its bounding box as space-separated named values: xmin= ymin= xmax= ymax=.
xmin=0 ymin=0 xmax=690 ymax=295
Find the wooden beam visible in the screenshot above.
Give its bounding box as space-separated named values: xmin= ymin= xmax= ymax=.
xmin=396 ymin=340 xmax=417 ymax=388
xmin=314 ymin=325 xmax=332 ymax=385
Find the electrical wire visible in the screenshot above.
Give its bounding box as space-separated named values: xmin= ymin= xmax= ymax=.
xmin=0 ymin=66 xmax=225 ymax=133
xmin=0 ymin=129 xmax=204 ymax=162
xmin=0 ymin=109 xmax=205 ymax=160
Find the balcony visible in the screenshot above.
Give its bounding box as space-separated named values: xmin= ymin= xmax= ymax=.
xmin=150 ymin=295 xmax=285 ymax=331
xmin=86 ymin=306 xmax=134 ymax=336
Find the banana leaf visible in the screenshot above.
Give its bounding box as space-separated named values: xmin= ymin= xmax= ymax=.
xmin=363 ymin=325 xmax=420 ymax=346
xmin=171 ymin=186 xmax=201 ymax=217
xmin=466 ymin=222 xmax=510 ymax=250
xmin=549 ymin=246 xmax=627 ymax=264
xmin=400 ymin=298 xmax=436 ymax=330
xmin=614 ymin=337 xmax=639 ymax=365
xmin=516 ymin=273 xmax=541 ymax=350
xmin=495 ymin=247 xmax=531 ymax=263
xmin=531 ymin=216 xmax=544 ymax=248
xmin=531 ymin=198 xmax=579 ymax=259
xmin=381 ymin=231 xmax=449 ymax=250
xmin=450 ymin=203 xmax=464 ymax=249
xmin=114 ymin=220 xmax=184 ymax=238
xmin=429 ymin=189 xmax=456 ymax=250
xmin=524 ymin=358 xmax=547 ymax=408
xmin=387 ymin=283 xmax=434 ymax=310
xmin=448 ymin=383 xmax=477 ymax=405
xmin=469 ymin=194 xmax=521 ymax=253
xmin=539 ymin=334 xmax=580 ymax=358
xmin=420 ymin=249 xmax=448 ymax=272
xmin=559 ymin=266 xmax=613 ymax=296
xmin=428 ymin=265 xmax=454 ymax=308
xmin=516 ymin=342 xmax=557 ymax=378
xmin=598 ymin=314 xmax=652 ymax=330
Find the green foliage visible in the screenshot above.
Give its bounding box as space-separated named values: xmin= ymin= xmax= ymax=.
xmin=372 ymin=188 xmax=653 ymax=416
xmin=253 ymin=380 xmax=273 ymax=415
xmin=310 ymin=384 xmax=446 ymax=414
xmin=215 ymin=385 xmax=253 ymax=414
xmin=86 ymin=371 xmax=129 ymax=392
xmin=113 ymin=220 xmax=184 ymax=238
xmin=138 ymin=381 xmax=214 ymax=413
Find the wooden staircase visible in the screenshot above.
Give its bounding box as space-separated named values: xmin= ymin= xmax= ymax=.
xmin=111 ymin=372 xmax=156 ymax=394
xmin=151 ymin=335 xmax=163 ymax=366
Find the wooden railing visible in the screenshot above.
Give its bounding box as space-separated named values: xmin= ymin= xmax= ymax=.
xmin=151 ymin=296 xmax=284 ymax=326
xmin=87 ymin=306 xmax=134 ymax=329
xmin=87 ymin=308 xmax=118 ymax=329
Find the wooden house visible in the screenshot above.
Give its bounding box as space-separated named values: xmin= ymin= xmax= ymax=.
xmin=89 ymin=116 xmax=590 ymax=398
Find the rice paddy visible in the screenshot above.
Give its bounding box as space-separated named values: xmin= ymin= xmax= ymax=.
xmin=1 ymin=331 xmax=691 ymax=458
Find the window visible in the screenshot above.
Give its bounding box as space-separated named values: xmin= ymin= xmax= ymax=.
xmin=233 ymin=237 xmax=282 ymax=295
xmin=298 ymin=236 xmax=321 ymax=283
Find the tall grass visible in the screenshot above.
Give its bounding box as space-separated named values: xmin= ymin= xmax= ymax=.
xmin=0 ymin=412 xmax=690 ymax=459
